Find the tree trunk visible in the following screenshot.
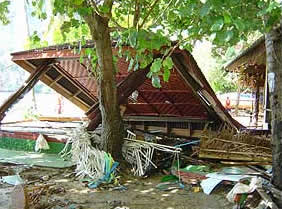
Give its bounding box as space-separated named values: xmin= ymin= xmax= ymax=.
xmin=253 ymin=84 xmax=260 ymax=127
xmin=24 ymin=0 xmax=37 ymax=112
xmin=265 ymin=21 xmax=282 ymax=206
xmin=235 ymin=85 xmax=241 ymax=116
xmin=85 ymin=13 xmax=124 ymax=160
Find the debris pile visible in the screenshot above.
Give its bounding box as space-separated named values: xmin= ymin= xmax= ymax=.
xmin=123 ymin=130 xmax=181 ymax=176
xmin=199 ymin=125 xmax=272 ymax=162
xmin=61 ymin=124 xmax=118 ymax=188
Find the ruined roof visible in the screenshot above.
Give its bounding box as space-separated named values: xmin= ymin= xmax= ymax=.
xmin=11 ymin=42 xmax=243 ymax=130
xmin=224 ymin=36 xmax=266 ymax=72
xmin=224 ymin=37 xmax=266 ymax=88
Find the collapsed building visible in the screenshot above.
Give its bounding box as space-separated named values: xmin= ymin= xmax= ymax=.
xmin=0 ymin=42 xmax=271 ymax=163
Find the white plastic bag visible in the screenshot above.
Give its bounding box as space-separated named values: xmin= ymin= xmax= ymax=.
xmin=35 ymin=134 xmax=50 ymax=152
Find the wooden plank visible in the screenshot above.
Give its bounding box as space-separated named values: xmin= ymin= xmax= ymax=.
xmin=199 ymin=152 xmax=271 ymax=162
xmin=200 ymin=148 xmax=272 ymax=157
xmin=201 ymin=136 xmax=272 ymax=150
xmin=220 ymin=161 xmax=272 ymax=166
xmin=49 ymin=75 xmax=63 ymax=87
xmin=38 ymin=116 xmax=88 ymax=122
xmin=171 ymin=55 xmax=219 ymax=120
xmin=0 ymin=63 xmax=52 ymax=123
xmin=123 ymin=116 xmax=209 ymax=122
xmin=53 ymin=64 xmax=97 ymax=102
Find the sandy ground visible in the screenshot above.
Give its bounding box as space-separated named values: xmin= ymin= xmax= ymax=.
xmin=0 ymin=165 xmax=234 ymax=209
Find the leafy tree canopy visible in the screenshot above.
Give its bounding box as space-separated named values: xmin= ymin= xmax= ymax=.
xmin=2 ymin=0 xmax=280 ymax=88
xmin=0 ymin=0 xmax=10 ymax=25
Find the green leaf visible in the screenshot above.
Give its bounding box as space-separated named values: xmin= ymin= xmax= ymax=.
xmin=133 ymin=62 xmax=139 ymax=71
xmin=163 ymin=68 xmax=171 ymax=82
xmin=200 ymin=3 xmax=210 ymax=17
xmin=211 ymin=18 xmax=224 ymax=31
xmin=234 ymin=19 xmax=245 ymax=31
xmin=224 ymin=30 xmax=233 ymax=42
xmin=140 ymin=54 xmax=153 ymax=68
xmin=209 ymin=33 xmax=217 ymax=42
xmin=162 ymin=57 xmax=173 ymax=69
xmin=223 ymin=13 xmax=231 ymax=24
xmin=225 ymin=47 xmax=235 ymax=57
xmin=85 ymin=48 xmax=93 ymax=56
xmin=128 ymin=58 xmax=135 ymax=71
xmin=150 ymin=58 xmax=162 ymax=73
xmin=147 ymin=71 xmax=153 ymax=78
xmin=128 ymin=30 xmax=138 ymax=47
xmin=152 ymin=75 xmax=161 ymax=88
xmin=80 ymin=55 xmax=84 ymax=63
xmin=99 ymin=5 xmax=110 ymax=13
xmin=73 ymin=0 xmax=84 ymax=6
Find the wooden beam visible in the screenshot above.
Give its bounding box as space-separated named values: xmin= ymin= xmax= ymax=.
xmin=171 ymin=54 xmax=219 ymax=120
xmin=123 ymin=115 xmax=209 ymax=122
xmin=253 ymin=84 xmax=260 ymax=126
xmin=53 ymin=64 xmax=97 ymax=103
xmin=0 ymin=63 xmax=52 ymax=123
xmin=87 ymin=67 xmax=150 ymax=131
xmin=49 ymin=75 xmax=63 ymax=87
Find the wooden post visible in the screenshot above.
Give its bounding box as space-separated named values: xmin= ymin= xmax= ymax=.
xmin=263 ymin=71 xmax=271 ymax=128
xmin=0 ymin=63 xmax=51 ymax=123
xmin=235 ymin=85 xmax=241 ymax=116
xmin=253 ymin=83 xmax=260 ymax=127
xmin=265 ymin=22 xmax=282 ymax=207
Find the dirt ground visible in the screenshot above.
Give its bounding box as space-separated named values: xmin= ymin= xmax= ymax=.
xmin=0 ymin=165 xmax=235 ymax=209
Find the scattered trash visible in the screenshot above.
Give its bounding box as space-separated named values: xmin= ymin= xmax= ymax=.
xmin=226 ymin=177 xmax=264 ymax=209
xmin=156 ymin=181 xmax=185 ymax=191
xmin=200 ymin=167 xmax=249 ymax=195
xmin=161 ymin=175 xmax=179 ymax=182
xmin=111 ymin=185 xmax=128 ymax=192
xmin=200 ymin=177 xmax=223 ymax=195
xmin=40 ymin=175 xmax=50 ymax=181
xmin=180 ymin=165 xmax=210 ymax=174
xmin=1 ymin=175 xmax=24 ymax=185
xmin=87 ymin=160 xmax=119 ymax=189
xmin=123 ymin=130 xmax=181 ymax=176
xmin=35 ymin=134 xmax=50 ymax=152
xmin=61 ymin=124 xmax=119 ymax=188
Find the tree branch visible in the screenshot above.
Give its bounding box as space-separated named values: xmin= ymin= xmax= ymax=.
xmin=89 ymin=0 xmax=101 ymax=15
xmin=139 ymin=0 xmax=160 ymax=29
xmin=151 ymin=0 xmax=174 ymax=27
xmin=110 ymin=18 xmax=126 ymax=31
xmin=133 ymin=0 xmax=140 ymax=29
xmin=103 ymin=0 xmax=113 ymax=17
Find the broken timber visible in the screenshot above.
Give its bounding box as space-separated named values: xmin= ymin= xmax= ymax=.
xmin=9 ymin=42 xmax=247 ymax=145
xmin=199 ymin=125 xmax=272 ymax=162
xmin=0 ymin=62 xmax=52 ymax=123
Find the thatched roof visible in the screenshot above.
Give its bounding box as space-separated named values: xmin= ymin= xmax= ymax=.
xmin=224 ymin=36 xmax=266 ymax=72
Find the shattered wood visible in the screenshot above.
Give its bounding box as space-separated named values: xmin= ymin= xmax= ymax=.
xmin=199 ymin=124 xmax=272 ymax=162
